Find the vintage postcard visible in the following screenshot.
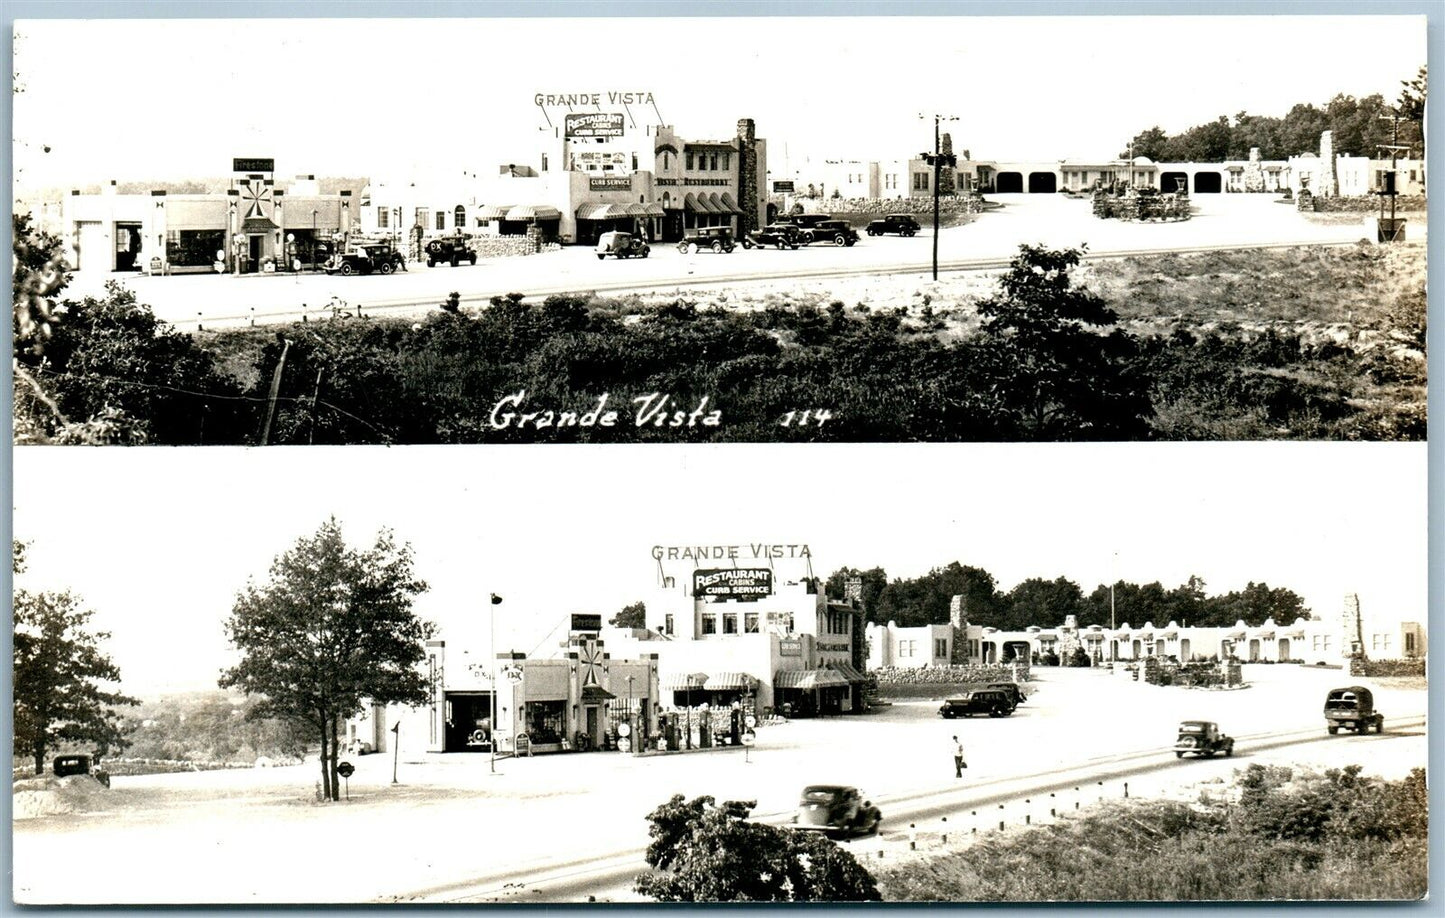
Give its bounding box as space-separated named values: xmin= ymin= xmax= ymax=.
xmin=9 ymin=6 xmax=1432 ymax=908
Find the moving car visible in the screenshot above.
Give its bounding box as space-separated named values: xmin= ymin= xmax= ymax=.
xmin=805 ymin=219 xmax=859 ymax=247
xmin=742 ymin=224 xmax=804 ymax=250
xmin=424 ymin=235 xmax=478 ymax=267
xmin=1174 ymin=720 xmax=1235 ymax=758
xmin=327 ymin=243 xmax=406 ymax=276
xmin=986 ymin=682 xmax=1027 ymax=706
xmin=1324 ymin=685 xmax=1384 ymax=734
xmin=866 ymin=214 xmax=921 ymax=237
xmin=792 ymin=785 xmax=881 ymax=838
xmin=677 ymin=226 xmax=736 ymax=254
xmin=596 ymin=230 xmax=650 ymax=260
xmin=938 ymin=689 xmax=1016 ymax=719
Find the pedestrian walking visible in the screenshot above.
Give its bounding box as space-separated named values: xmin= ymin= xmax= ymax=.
xmin=953 ymin=735 xmax=967 ymax=778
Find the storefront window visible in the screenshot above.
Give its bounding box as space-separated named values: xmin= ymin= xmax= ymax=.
xmin=702 ymin=614 xmax=716 ymax=635
xmin=723 ymin=614 xmax=737 ymax=635
xmin=744 ymin=613 xmax=758 ymax=633
xmin=165 ymin=229 xmax=225 ymax=267
xmin=523 ymin=700 xmax=565 ymax=745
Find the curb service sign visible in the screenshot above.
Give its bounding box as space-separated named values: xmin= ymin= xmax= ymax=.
xmin=694 ymin=569 xmax=773 ymax=601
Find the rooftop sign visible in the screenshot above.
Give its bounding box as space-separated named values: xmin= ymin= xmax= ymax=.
xmin=565 ymin=113 xmax=625 ymax=139
xmin=694 ymin=568 xmax=773 ymax=602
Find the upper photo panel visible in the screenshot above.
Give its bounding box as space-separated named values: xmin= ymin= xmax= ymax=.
xmin=12 ymin=15 xmax=1427 ymax=445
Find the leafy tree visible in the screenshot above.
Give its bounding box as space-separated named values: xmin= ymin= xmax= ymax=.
xmin=1081 ymin=580 xmax=1172 ymax=628
xmin=1203 ymin=582 xmax=1311 ymax=626
xmin=610 ymin=601 xmax=646 ymax=629
xmin=635 ymin=795 xmax=880 ymax=902
xmin=219 ymin=518 xmax=434 ymax=801
xmin=1001 ymin=577 xmax=1084 ymax=630
xmin=967 ymin=245 xmax=1150 ymax=440
xmin=13 ymin=211 xmax=70 ymax=354
xmin=1397 ymin=66 xmax=1426 ymax=159
xmin=874 ymin=562 xmax=1000 ymax=628
xmin=12 ymin=542 xmax=140 ymax=774
xmin=1121 ymin=126 xmax=1169 ymax=161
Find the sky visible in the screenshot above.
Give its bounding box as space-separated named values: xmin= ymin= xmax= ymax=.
xmin=11 ymin=13 xmax=1427 ymax=195
xmin=11 ymin=442 xmax=1428 ymax=698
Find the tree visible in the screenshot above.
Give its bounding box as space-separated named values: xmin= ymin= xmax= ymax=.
xmin=219 ymin=518 xmax=434 ymax=801
xmin=610 ymin=600 xmax=646 ymax=629
xmin=968 ymin=245 xmax=1150 ymax=439
xmin=824 ymin=567 xmax=888 ymax=623
xmin=1121 ymin=126 xmax=1169 ymax=161
xmin=1398 ymin=66 xmax=1426 ymax=160
xmin=12 ymin=541 xmax=140 ymax=774
xmin=1001 ymin=576 xmax=1084 ymax=630
xmin=634 ymin=795 xmax=881 ymax=902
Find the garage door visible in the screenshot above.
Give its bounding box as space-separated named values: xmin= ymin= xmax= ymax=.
xmin=76 ymin=221 xmax=106 ymax=272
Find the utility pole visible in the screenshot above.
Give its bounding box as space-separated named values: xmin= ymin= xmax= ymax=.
xmin=1377 ymin=110 xmax=1410 ymax=242
xmin=921 ymin=114 xmax=958 ymax=281
xmin=259 ymin=337 xmax=290 ymax=446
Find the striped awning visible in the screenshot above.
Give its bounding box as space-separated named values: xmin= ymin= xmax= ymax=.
xmin=642 ymin=203 xmax=666 ymax=217
xmin=659 ymin=672 xmax=709 ymax=692
xmin=703 ymin=672 xmax=757 ymax=691
xmin=719 ymin=192 xmax=742 ymax=213
xmin=475 ymin=204 xmax=513 ymax=221
xmin=506 ymin=205 xmax=561 ymax=221
xmin=684 ymin=192 xmax=715 ymax=214
xmin=827 ymin=662 xmax=867 ymax=683
xmin=576 ymin=202 xmax=621 ymax=220
xmin=775 ymin=669 xmax=848 ymax=690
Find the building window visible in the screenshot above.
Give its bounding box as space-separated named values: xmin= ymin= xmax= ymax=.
xmin=662 ymin=152 xmax=670 ymax=170
xmin=523 ymin=700 xmax=565 ymax=745
xmin=664 ymin=614 xmax=674 ymax=636
xmin=723 ymin=614 xmax=738 ymax=635
xmin=415 ymin=208 xmax=429 ymax=229
xmin=722 ymin=151 xmax=730 ymax=170
xmin=934 ymin=638 xmax=948 ymax=658
xmin=899 ymin=640 xmax=914 ymax=658
xmin=710 ymin=152 xmax=718 ymax=170
xmin=165 ymin=229 xmax=226 ymax=267
xmin=913 ymin=173 xmax=929 ymax=191
xmin=686 ymin=151 xmax=694 ymax=170
xmin=702 ymin=614 xmax=716 ymax=635
xmin=745 ymin=613 xmax=758 ymax=633
xmin=436 ymin=211 xmax=446 ymax=231
xmin=1372 ymin=634 xmax=1391 ymax=652
xmin=454 ymin=205 xmax=465 ymax=228
xmin=377 ymin=208 xmax=390 ymax=229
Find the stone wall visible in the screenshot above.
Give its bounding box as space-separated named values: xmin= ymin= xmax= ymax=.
xmin=872 ymin=663 xmax=1017 ymax=686
xmin=773 ymin=194 xmax=987 ymax=218
xmin=470 ymin=236 xmax=561 ymax=259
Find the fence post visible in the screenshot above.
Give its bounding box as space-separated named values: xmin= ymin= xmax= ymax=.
xmin=1024 ymin=798 xmax=1031 ymax=825
xmin=908 ymin=822 xmax=917 ymax=850
xmin=1075 ymin=786 xmax=1081 ymax=810
xmin=1050 ymin=792 xmax=1057 ymax=817
xmin=940 ymin=816 xmax=948 ymax=845
xmin=1124 ymin=781 xmax=1129 ymax=799
xmin=1097 ymin=781 xmax=1104 ymax=803
xmin=998 ymin=804 xmax=1005 ymax=832
xmin=971 ymin=810 xmax=978 ymax=835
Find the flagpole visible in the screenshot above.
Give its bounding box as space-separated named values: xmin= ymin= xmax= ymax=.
xmin=490 ymin=593 xmax=503 ymax=775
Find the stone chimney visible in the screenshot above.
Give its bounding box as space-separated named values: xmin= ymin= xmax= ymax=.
xmin=939 ymin=132 xmax=957 ymax=194
xmin=1319 ymin=131 xmax=1337 ymax=197
xmin=736 ymin=118 xmax=760 ymax=235
xmin=949 ymin=595 xmax=969 ymax=664
xmin=1342 ymin=592 xmax=1364 ymax=660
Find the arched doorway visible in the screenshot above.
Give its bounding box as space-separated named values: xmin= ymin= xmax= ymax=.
xmin=1161 ymin=172 xmax=1188 ymax=194
xmin=1193 ymin=171 xmax=1222 ymax=193
xmin=1027 ymin=172 xmax=1058 ymax=193
xmin=1179 ymin=638 xmax=1191 ymax=661
xmin=1248 ymin=639 xmax=1261 ymax=661
xmin=996 ymin=172 xmax=1023 ymax=193
xmin=1277 ymin=638 xmax=1291 ymax=662
xmin=1001 ymin=641 xmax=1031 ymax=663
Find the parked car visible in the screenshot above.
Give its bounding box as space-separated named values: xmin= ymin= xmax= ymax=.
xmin=866 ymin=214 xmax=921 ymax=237
xmin=806 ymin=219 xmax=859 ymax=247
xmin=327 ymin=243 xmax=406 ymax=276
xmin=939 ymin=689 xmax=1016 ymax=719
xmin=742 ymin=224 xmax=804 ymax=250
xmin=1174 ymin=720 xmax=1235 ymax=758
xmin=424 ymin=235 xmax=477 ymax=267
xmin=596 ymin=230 xmax=650 ymax=260
xmin=792 ymin=785 xmax=882 ymax=838
xmin=775 ymin=213 xmax=833 ymax=231
xmin=986 ymin=682 xmax=1027 ymax=706
xmin=1324 ymin=685 xmax=1384 ymax=734
xmin=677 ymin=226 xmax=736 ymax=254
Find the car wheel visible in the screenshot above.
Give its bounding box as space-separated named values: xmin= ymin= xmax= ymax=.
xmin=597 ymin=254 xmax=605 ymax=260
xmin=1175 ymin=751 xmax=1184 ymax=759
xmin=790 ymin=242 xmax=800 ymax=250
xmin=1375 ymin=718 xmax=1384 ymax=734
xmin=1225 ymin=742 xmax=1234 ymax=757
xmin=426 ymin=258 xmax=436 ymax=267
xmin=677 ymin=243 xmax=689 ymax=254
xmin=380 ymin=262 xmax=395 ymax=275
xmin=469 ymin=254 xmax=477 ymax=265
xmin=641 ymin=249 xmax=649 ymax=258
xmin=941 ymin=709 xmax=955 ymax=719
xmin=711 ymin=241 xmax=723 ymax=254
xmin=904 ymin=229 xmax=916 ymax=237
xmin=1327 ymin=725 xmax=1338 ymax=735
xmin=833 ymin=234 xmax=847 ymax=246
xmin=989 ymin=704 xmax=1007 ymax=718
xmin=741 ymin=237 xmax=753 ymax=249
xmin=339 ymin=263 xmax=354 ymax=276
xmin=450 ymin=257 xmax=459 ymax=267
xmin=723 ymin=245 xmax=734 ymax=253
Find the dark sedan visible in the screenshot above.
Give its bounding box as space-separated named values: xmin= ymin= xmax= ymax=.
xmin=742 ymin=224 xmax=804 ymax=250
xmin=792 ymin=785 xmax=881 ymax=838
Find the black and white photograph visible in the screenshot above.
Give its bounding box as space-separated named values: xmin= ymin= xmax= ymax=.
xmin=9 ymin=443 xmax=1430 ymax=903
xmin=6 ymin=1 xmax=1435 ymax=909
xmin=11 ymin=11 xmax=1427 ymax=444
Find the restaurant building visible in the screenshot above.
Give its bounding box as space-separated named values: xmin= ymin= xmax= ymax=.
xmin=356 ymin=101 xmax=768 ymax=247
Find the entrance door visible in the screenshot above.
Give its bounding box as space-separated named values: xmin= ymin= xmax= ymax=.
xmin=248 ymin=235 xmax=263 ymax=273
xmin=585 ymin=705 xmax=599 ymax=749
xmin=114 ymin=223 xmax=143 ymax=271
xmin=76 ymin=221 xmax=104 ymax=271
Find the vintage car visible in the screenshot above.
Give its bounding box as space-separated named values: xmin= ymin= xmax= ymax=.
xmin=803 ymin=219 xmax=860 ymax=247
xmin=939 ymin=689 xmax=1016 ymax=719
xmin=792 ymin=785 xmax=882 ymax=838
xmin=1174 ymin=721 xmax=1235 ymax=758
xmin=1324 ymin=685 xmax=1384 ymax=734
xmin=596 ymin=230 xmax=650 ymax=260
xmin=327 ymin=243 xmax=406 ymax=276
xmin=866 ymin=214 xmax=921 ymax=237
xmin=424 ymin=235 xmax=478 ymax=267
xmin=677 ymin=226 xmax=736 ymax=254
xmin=774 ymin=213 xmax=833 ymax=231
xmin=985 ymin=682 xmax=1027 ymax=706
xmin=742 ymin=223 xmax=805 ymax=250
